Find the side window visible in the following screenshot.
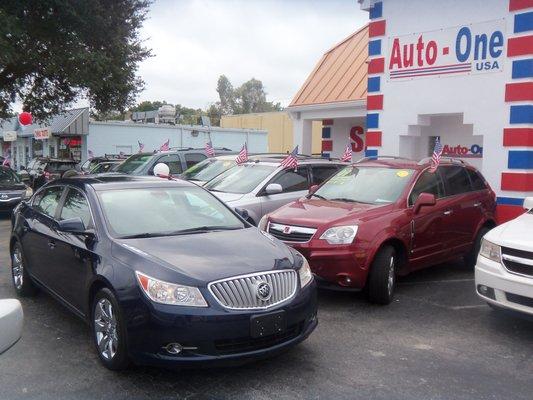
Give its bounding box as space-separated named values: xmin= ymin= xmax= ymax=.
xmin=60 ymin=189 xmax=92 ymax=228
xmin=409 ymin=171 xmax=444 ymax=206
xmin=442 ymin=166 xmax=472 ymax=196
xmin=156 ymin=154 xmax=182 ymax=174
xmin=467 ymin=169 xmax=487 ymax=191
xmin=33 ymin=187 xmax=64 ymax=218
xmin=311 ymin=166 xmax=339 ymax=185
xmin=185 ymin=153 xmax=207 ymax=169
xmin=269 ymin=167 xmax=309 ymax=193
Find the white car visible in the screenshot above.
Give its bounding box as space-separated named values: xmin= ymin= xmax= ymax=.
xmin=0 ymin=299 xmax=23 ymax=354
xmin=475 ymin=197 xmax=533 ymax=316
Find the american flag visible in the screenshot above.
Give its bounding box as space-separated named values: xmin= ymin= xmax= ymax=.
xmin=235 ymin=142 xmax=248 ymax=165
xmin=340 ymin=143 xmax=353 ymax=162
xmin=2 ymin=155 xmax=10 ymax=166
xmin=88 ymin=150 xmax=94 ymax=159
xmin=205 ymin=140 xmax=215 ymax=157
xmin=280 ymin=146 xmax=299 ymax=169
xmin=138 ymin=141 xmax=145 ymax=153
xmin=429 ymin=138 xmax=443 ymax=173
xmin=160 ymin=139 xmax=170 ymax=151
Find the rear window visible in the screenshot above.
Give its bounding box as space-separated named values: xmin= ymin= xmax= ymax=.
xmin=441 ymin=166 xmax=471 ymax=196
xmin=114 ymin=154 xmax=153 ymax=174
xmin=46 ymin=162 xmax=77 ymax=172
xmin=467 ymin=169 xmax=487 ymax=191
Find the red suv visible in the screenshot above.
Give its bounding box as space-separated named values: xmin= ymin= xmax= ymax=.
xmin=259 ymin=157 xmax=496 ymax=304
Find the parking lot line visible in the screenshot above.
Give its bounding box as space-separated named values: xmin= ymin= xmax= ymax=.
xmin=398 ymin=278 xmax=475 ymax=285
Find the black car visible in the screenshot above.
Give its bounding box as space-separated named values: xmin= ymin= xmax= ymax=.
xmin=27 ymin=158 xmax=78 ymax=189
xmin=10 ymin=175 xmax=317 ymax=370
xmin=0 ymin=166 xmax=32 ymax=212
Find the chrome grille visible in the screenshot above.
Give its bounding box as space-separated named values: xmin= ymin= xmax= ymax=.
xmin=208 ymin=270 xmax=298 ymax=310
xmin=268 ymin=222 xmax=317 ymax=243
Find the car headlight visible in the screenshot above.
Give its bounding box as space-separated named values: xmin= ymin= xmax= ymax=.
xmin=135 ymin=271 xmax=207 ymax=307
xmin=320 ymin=225 xmax=358 ymax=245
xmin=258 ymin=215 xmax=269 ymax=231
xmin=479 ymin=238 xmax=501 ymax=263
xmin=23 ymin=187 xmax=33 ymax=199
xmin=297 ymin=254 xmax=313 ymax=287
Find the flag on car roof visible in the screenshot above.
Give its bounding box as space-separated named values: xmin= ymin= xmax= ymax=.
xmin=2 ymin=154 xmax=10 ymax=166
xmin=138 ymin=141 xmax=145 ymax=153
xmin=235 ymin=142 xmax=248 ymax=165
xmin=429 ymin=137 xmax=443 ymax=173
xmin=160 ymin=139 xmax=170 ymax=151
xmin=280 ymin=146 xmax=299 ymax=170
xmin=205 ymin=140 xmax=215 ymax=157
xmin=88 ymin=150 xmax=94 ymax=159
xmin=340 ymin=143 xmax=353 ymax=162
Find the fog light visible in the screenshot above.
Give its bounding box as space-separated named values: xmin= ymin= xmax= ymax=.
xmin=477 ymin=284 xmax=495 ymax=300
xmin=337 ymin=274 xmax=353 ymax=287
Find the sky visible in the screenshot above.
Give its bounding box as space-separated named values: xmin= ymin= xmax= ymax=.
xmin=136 ymin=0 xmax=369 ymax=110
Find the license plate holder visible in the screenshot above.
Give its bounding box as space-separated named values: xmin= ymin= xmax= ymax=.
xmin=250 ymin=310 xmax=286 ymax=338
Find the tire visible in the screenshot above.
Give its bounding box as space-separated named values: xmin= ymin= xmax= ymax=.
xmin=465 ymin=227 xmax=490 ymax=268
xmin=367 ymin=245 xmax=397 ymax=305
xmin=91 ymin=288 xmax=130 ymax=370
xmin=11 ymin=241 xmax=38 ymax=297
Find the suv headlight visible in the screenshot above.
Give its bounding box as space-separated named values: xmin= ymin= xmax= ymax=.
xmin=135 ymin=271 xmax=207 ymax=307
xmin=258 ymin=215 xmax=269 ymax=231
xmin=298 ymin=255 xmax=313 ymax=287
xmin=23 ymin=187 xmax=33 ymax=199
xmin=479 ymin=238 xmax=501 ymax=263
xmin=320 ymin=225 xmax=358 ymax=245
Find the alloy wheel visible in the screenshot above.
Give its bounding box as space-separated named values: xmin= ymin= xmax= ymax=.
xmin=94 ymin=298 xmax=119 ymax=360
xmin=12 ymin=247 xmax=24 ymax=290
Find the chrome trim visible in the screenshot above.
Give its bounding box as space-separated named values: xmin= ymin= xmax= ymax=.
xmin=208 ymin=269 xmax=298 ymax=311
xmin=502 ymin=254 xmax=533 ymax=267
xmin=268 ymin=222 xmax=317 ymax=243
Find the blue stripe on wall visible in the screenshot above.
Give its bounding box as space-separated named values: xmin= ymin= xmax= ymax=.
xmin=321 ymin=127 xmax=331 ymax=139
xmin=366 ymin=113 xmax=379 ymax=129
xmin=368 ymin=40 xmax=381 ymax=56
xmin=508 ymin=150 xmax=533 ymax=169
xmin=512 ymin=59 xmax=533 ymax=79
xmin=365 ymin=149 xmax=378 ymax=157
xmin=369 ymin=2 xmax=382 ymax=19
xmin=514 ymin=12 xmax=533 ymax=34
xmin=368 ymin=76 xmax=381 ymax=92
xmin=497 ymin=197 xmax=524 ymax=206
xmin=510 ymin=105 xmax=533 ymax=124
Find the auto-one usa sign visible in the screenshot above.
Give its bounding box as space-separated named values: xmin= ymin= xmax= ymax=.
xmin=388 ymin=19 xmax=506 ymax=80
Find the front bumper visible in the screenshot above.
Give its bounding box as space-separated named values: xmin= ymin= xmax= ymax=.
xmin=124 ymin=281 xmax=318 ymax=367
xmin=0 ymin=198 xmax=22 ymax=211
xmin=475 ymin=255 xmax=533 ymax=316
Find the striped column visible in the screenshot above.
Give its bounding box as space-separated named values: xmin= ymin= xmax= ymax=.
xmin=321 ymin=119 xmax=334 ymax=158
xmin=365 ymin=1 xmax=385 ymax=157
xmin=499 ymin=0 xmax=533 ymax=222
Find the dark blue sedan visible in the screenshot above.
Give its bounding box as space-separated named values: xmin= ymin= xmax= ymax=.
xmin=9 ymin=175 xmax=317 ymax=370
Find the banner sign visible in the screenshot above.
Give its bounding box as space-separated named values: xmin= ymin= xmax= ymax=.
xmin=388 ymin=19 xmax=506 ymax=81
xmin=34 ymin=127 xmax=51 ymax=140
xmin=2 ymin=131 xmax=17 ymax=141
xmin=442 ymin=143 xmax=483 ymax=158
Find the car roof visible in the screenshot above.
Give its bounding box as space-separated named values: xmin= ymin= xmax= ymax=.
xmin=353 ymin=156 xmax=475 ymax=170
xmin=53 ymin=174 xmax=196 ymax=191
xmin=235 ymin=155 xmax=345 ymax=166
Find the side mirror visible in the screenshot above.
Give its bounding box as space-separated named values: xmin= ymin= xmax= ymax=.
xmin=523 ymin=197 xmax=533 ymax=210
xmin=308 ymin=184 xmax=319 ymax=195
xmin=414 ymin=192 xmax=436 ymax=214
xmin=265 ymin=183 xmax=283 ymax=195
xmin=234 ymin=207 xmax=249 ymax=221
xmin=57 ymin=217 xmax=86 ymax=234
xmin=0 ymin=299 xmax=23 ymax=355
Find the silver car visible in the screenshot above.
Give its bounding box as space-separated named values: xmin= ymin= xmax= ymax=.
xmin=205 ymin=156 xmax=345 ymax=224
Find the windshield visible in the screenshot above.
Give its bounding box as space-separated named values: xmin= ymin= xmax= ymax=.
xmin=314 ymin=166 xmax=415 ymax=204
xmin=98 ymin=186 xmax=245 ymax=238
xmin=205 ymin=164 xmax=276 ymax=194
xmin=114 ymin=154 xmax=153 ymax=174
xmin=182 ymin=158 xmax=236 ymax=182
xmin=83 ymin=159 xmax=101 ymax=172
xmin=0 ymin=167 xmax=21 ymax=184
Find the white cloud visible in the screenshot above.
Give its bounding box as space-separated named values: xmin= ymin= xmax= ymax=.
xmin=137 ymin=0 xmax=368 ymax=109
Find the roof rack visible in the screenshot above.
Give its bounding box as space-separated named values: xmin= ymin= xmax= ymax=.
xmin=417 ymin=157 xmax=467 ymax=165
xmin=356 ymin=155 xmax=411 ymax=163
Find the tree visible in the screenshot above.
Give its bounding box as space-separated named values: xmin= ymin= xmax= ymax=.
xmin=0 ymin=0 xmax=151 ymax=121
xmin=131 ymin=100 xmax=169 ymax=112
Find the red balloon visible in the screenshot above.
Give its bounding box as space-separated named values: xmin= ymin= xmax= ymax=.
xmin=18 ymin=112 xmax=32 ymax=126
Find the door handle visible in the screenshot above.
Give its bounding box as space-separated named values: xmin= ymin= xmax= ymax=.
xmin=47 ymin=240 xmax=56 ymax=249
xmin=474 ymin=202 xmax=481 ymax=207
xmin=443 ymin=210 xmax=453 ymax=216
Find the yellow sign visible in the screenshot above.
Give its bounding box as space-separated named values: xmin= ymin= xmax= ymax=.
xmin=397 ymin=170 xmax=409 ymax=178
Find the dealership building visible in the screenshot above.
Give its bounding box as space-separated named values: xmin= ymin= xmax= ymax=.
xmin=289 ymin=0 xmax=532 ymax=222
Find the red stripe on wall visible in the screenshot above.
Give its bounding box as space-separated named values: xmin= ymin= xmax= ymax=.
xmin=505 ymin=82 xmax=533 ymax=101
xmin=368 ymin=58 xmax=385 ymax=74
xmin=504 ymin=127 xmax=533 ymax=146
xmin=501 ymin=172 xmax=533 ymax=191
xmin=322 ymin=140 xmax=333 ymax=152
xmin=367 ymin=95 xmax=384 ymax=110
xmin=496 ymin=205 xmax=526 ymax=224
xmin=507 ymin=35 xmax=533 ymax=57
xmin=509 ymin=0 xmax=533 ymax=11
xmin=322 ymin=119 xmax=334 ymax=126
xmin=366 ymin=131 xmax=382 ymax=147
xmin=369 ymin=20 xmax=386 ymax=37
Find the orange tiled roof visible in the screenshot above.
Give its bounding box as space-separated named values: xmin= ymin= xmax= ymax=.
xmin=289 ymin=25 xmax=368 ymax=107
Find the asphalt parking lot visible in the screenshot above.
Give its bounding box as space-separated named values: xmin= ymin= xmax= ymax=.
xmin=0 ymin=215 xmax=532 ymax=400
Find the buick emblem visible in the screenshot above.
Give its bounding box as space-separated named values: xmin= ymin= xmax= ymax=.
xmin=0 ymin=194 xmax=7 ymax=199
xmin=255 ymin=281 xmax=272 ymax=301
xmin=283 ymin=226 xmax=291 ymax=234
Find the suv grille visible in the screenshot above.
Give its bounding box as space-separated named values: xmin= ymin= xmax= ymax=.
xmin=268 ymin=223 xmax=317 ymax=243
xmin=501 ymin=247 xmax=533 ymax=278
xmin=208 ymin=270 xmax=297 ymax=310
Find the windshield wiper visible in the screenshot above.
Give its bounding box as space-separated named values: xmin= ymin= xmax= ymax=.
xmin=310 ymin=193 xmax=327 ymax=200
xmin=174 ymin=226 xmax=242 ymax=235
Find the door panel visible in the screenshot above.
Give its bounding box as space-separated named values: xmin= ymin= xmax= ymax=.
xmin=259 ymin=167 xmax=309 ymax=216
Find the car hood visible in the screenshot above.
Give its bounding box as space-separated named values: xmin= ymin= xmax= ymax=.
xmin=210 ymin=191 xmax=245 ymax=203
xmin=111 ymin=227 xmax=296 ymax=285
xmin=485 ymin=212 xmax=533 ymax=251
xmin=0 ymin=182 xmax=25 ymax=191
xmin=269 ymin=198 xmax=394 ymax=227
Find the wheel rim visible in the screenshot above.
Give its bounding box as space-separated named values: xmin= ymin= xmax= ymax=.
xmin=94 ymin=299 xmax=118 ymax=360
xmin=12 ymin=246 xmax=24 ymax=290
xmin=387 ymin=256 xmax=395 ymax=296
